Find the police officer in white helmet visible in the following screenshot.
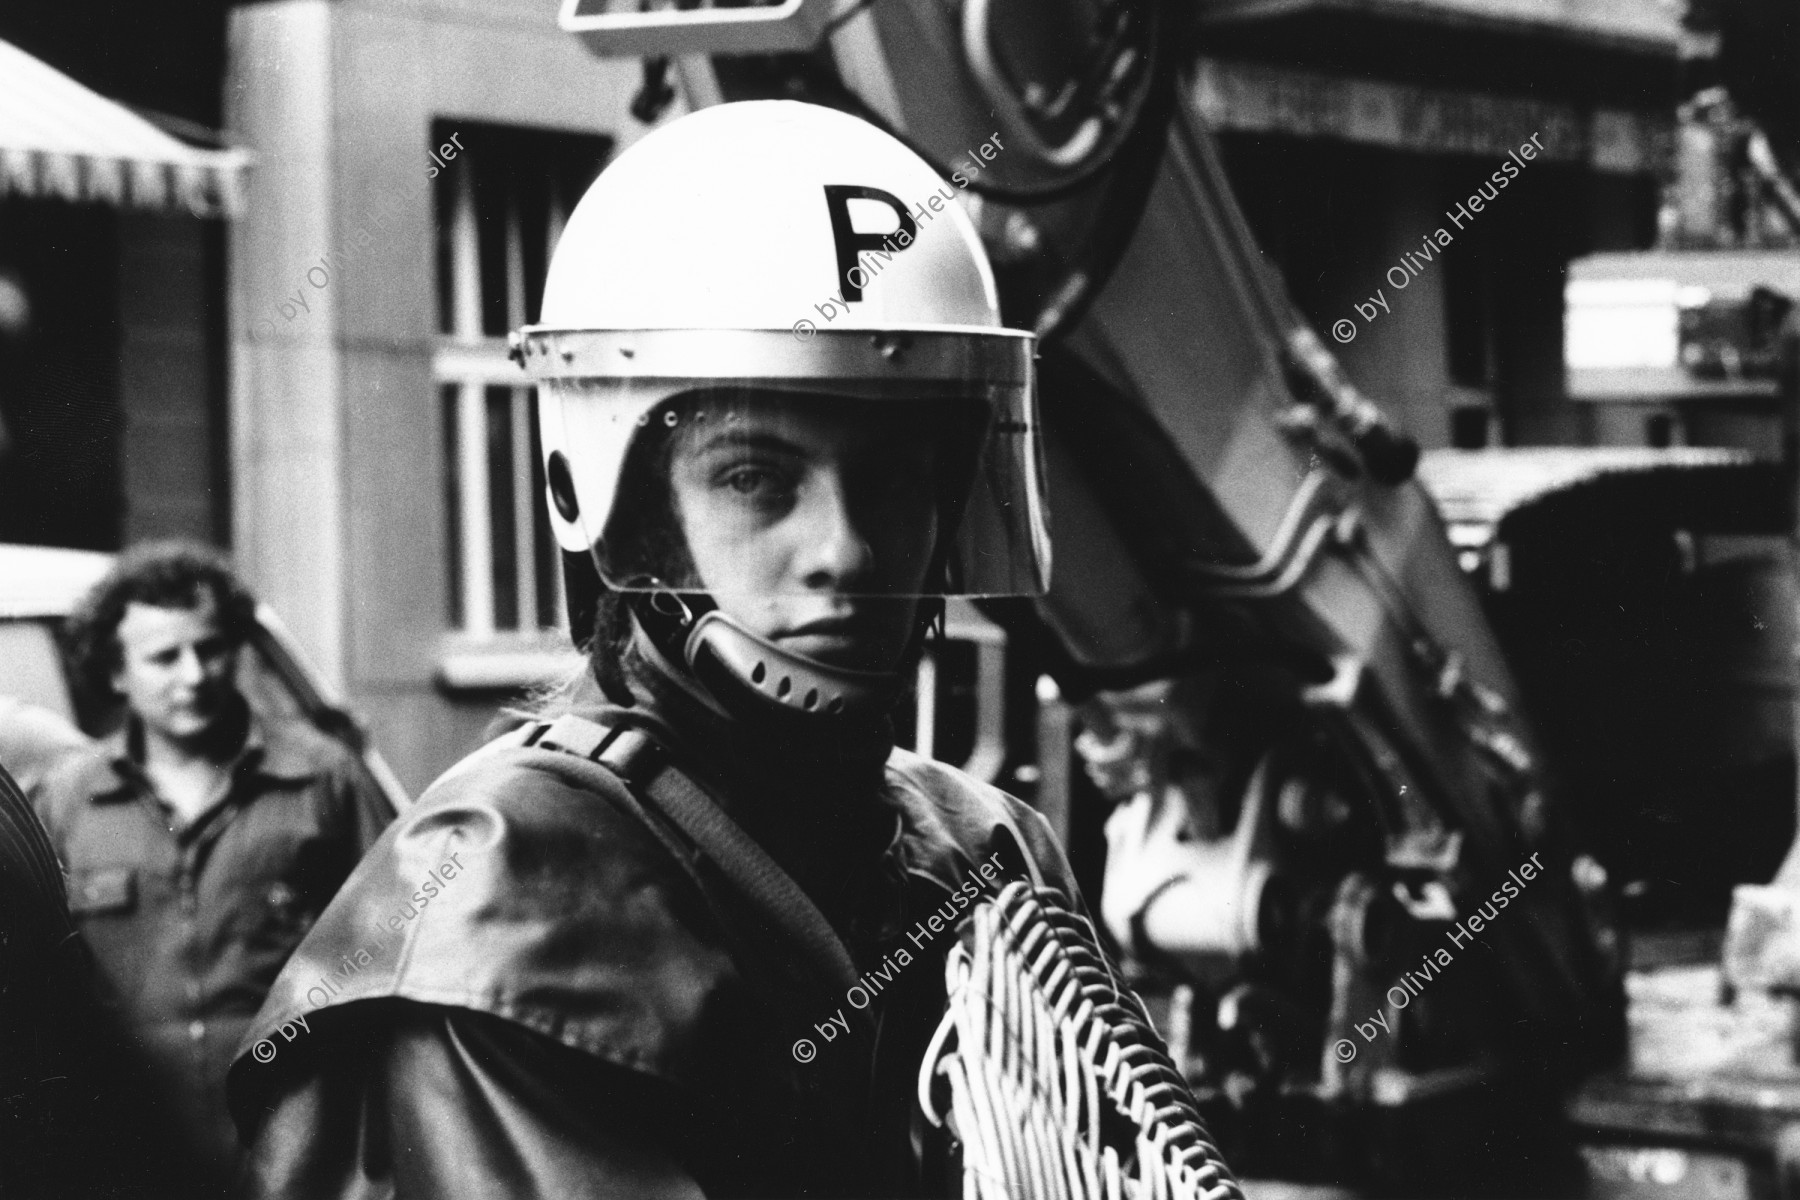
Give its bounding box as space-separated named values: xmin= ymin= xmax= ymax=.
xmin=229 ymin=101 xmax=1082 ymax=1198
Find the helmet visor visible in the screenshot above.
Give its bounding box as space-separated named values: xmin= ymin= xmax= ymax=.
xmin=551 ymin=377 xmax=1049 ymax=599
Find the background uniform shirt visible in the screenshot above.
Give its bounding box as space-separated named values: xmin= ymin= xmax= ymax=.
xmin=34 ymin=714 xmax=394 ymax=1198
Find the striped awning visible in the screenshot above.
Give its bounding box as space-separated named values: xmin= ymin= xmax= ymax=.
xmin=0 ymin=38 xmax=250 ymax=218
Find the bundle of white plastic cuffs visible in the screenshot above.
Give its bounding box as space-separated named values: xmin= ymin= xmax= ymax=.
xmin=919 ymin=881 xmax=1243 ymax=1200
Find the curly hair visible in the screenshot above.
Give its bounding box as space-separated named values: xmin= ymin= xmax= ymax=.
xmin=63 ymin=540 xmax=258 ymax=701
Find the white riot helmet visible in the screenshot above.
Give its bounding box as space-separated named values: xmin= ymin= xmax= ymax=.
xmin=515 ymin=101 xmax=1048 ymax=717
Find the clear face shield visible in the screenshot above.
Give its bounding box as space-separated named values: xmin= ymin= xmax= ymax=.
xmin=531 ymin=329 xmax=1050 ymax=604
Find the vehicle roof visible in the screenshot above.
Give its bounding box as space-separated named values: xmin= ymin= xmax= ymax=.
xmin=0 ymin=543 xmax=113 ymax=619
xmin=1417 ymin=446 xmax=1757 ymax=549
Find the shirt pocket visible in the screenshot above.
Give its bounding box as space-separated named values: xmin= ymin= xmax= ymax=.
xmin=263 ymin=879 xmax=316 ymax=935
xmin=68 ymin=867 xmax=137 ymax=916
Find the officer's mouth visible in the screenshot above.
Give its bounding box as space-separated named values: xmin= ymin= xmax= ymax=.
xmin=177 ymin=704 xmax=224 ymax=726
xmin=167 ymin=691 xmax=233 ymax=728
xmin=165 ymin=696 xmax=211 ymax=720
xmin=779 ymin=614 xmax=894 ymax=669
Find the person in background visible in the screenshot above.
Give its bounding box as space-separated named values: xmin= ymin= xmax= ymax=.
xmin=33 ymin=541 xmax=394 ymax=1198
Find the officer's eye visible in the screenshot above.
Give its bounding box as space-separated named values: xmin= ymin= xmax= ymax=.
xmin=715 ymin=463 xmax=795 ymax=505
xmin=195 ymin=637 xmax=233 ymax=664
xmin=723 ymin=467 xmax=769 ymax=493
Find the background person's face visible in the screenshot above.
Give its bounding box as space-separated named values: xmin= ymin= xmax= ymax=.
xmin=112 ymin=596 xmax=241 ymax=744
xmin=666 ymin=396 xmax=946 ymax=672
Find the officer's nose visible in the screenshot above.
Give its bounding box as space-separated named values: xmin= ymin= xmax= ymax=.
xmin=795 ymin=470 xmax=875 ymax=589
xmin=173 ymin=647 xmax=207 ymax=687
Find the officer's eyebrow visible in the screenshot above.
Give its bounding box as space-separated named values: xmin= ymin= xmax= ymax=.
xmin=683 ymin=428 xmax=808 ymax=459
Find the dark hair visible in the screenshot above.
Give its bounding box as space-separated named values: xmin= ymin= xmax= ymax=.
xmin=63 ymin=540 xmax=258 ymax=700
xmin=601 ymin=398 xmax=697 ymax=590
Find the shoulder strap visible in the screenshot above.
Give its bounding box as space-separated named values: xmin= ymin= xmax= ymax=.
xmin=528 ymin=714 xmax=863 ymax=1002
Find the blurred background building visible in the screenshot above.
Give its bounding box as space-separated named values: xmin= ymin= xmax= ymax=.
xmin=0 ymin=0 xmax=1755 ymax=792
xmin=1200 ymin=0 xmax=1679 ymax=449
xmin=0 ymin=0 xmax=656 ymax=788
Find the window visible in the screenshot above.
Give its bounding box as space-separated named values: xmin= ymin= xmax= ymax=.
xmin=1443 ymin=244 xmax=1494 ymax=393
xmin=433 ymin=121 xmax=611 ymax=652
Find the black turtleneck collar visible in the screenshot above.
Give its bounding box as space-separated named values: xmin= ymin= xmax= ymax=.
xmin=583 ymin=627 xmax=904 ymax=917
xmin=621 ymin=624 xmax=893 ymax=794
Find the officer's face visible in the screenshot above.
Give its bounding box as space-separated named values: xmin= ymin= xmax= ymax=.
xmin=667 ymin=396 xmax=943 ymax=672
xmin=112 ymin=597 xmax=241 ymax=745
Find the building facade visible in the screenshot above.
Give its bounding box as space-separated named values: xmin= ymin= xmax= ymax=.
xmin=1195 ymin=0 xmax=1681 ymax=450
xmin=224 ymin=0 xmax=670 ymax=791
xmin=3 ymin=0 xmax=1689 ymax=791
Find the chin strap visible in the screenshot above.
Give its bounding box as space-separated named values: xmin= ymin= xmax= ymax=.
xmin=685 ymin=609 xmax=900 ymax=718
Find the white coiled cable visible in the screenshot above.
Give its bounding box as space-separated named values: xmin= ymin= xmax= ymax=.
xmin=919 ymin=881 xmax=1243 ymax=1200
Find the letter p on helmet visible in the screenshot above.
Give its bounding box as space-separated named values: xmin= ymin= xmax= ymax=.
xmin=821 ymin=185 xmax=917 ymax=303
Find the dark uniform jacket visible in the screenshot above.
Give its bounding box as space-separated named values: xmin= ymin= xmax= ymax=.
xmin=0 ymin=762 xmax=88 ymax=1200
xmin=35 ymin=708 xmax=394 ymax=1197
xmin=229 ymin=654 xmax=1081 ymax=1198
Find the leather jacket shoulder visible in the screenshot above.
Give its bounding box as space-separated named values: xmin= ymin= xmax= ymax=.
xmin=231 ymin=737 xmax=733 ymax=1117
xmin=229 ymin=731 xmax=1084 ymax=1197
